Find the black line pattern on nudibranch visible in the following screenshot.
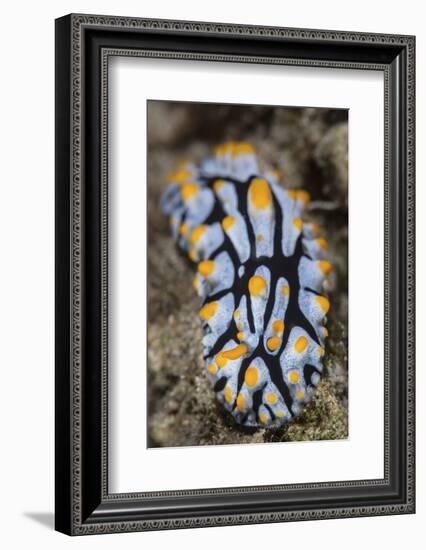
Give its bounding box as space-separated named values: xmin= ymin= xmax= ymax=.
xmin=161 ymin=142 xmax=332 ymax=427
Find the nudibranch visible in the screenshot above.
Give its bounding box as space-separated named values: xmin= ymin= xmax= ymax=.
xmin=161 ymin=142 xmax=332 ymax=428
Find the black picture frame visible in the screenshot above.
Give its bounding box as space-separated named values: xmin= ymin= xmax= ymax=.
xmin=55 ymin=13 xmax=415 ymax=535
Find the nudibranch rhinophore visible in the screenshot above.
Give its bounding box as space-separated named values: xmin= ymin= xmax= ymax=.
xmin=161 ymin=142 xmax=332 ymax=428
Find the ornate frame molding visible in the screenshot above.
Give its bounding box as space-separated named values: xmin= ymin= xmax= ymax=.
xmin=55 ymin=14 xmax=415 ymax=535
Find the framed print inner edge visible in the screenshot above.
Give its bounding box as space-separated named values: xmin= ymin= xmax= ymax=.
xmin=105 ymin=49 xmax=387 ymax=497
xmin=55 ymin=13 xmax=415 ymax=535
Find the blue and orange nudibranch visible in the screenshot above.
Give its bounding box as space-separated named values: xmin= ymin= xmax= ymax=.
xmin=161 ymin=142 xmax=332 ymax=428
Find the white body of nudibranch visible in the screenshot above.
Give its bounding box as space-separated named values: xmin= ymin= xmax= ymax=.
xmin=161 ymin=142 xmax=332 ymax=428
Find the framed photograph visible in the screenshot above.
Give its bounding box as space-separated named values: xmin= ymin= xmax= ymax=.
xmin=55 ymin=14 xmax=415 ymax=535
